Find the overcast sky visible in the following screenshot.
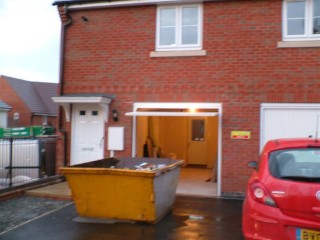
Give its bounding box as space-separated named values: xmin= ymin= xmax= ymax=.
xmin=0 ymin=0 xmax=61 ymax=83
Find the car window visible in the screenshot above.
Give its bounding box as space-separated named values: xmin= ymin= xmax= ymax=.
xmin=269 ymin=148 xmax=320 ymax=182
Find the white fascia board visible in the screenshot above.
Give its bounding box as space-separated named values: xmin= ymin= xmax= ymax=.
xmin=52 ymin=96 xmax=112 ymax=104
xmin=126 ymin=112 xmax=218 ymax=116
xmin=67 ymin=0 xmax=204 ymax=10
xmin=132 ymin=102 xmax=221 ymax=111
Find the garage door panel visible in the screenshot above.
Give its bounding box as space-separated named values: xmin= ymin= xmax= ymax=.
xmin=261 ymin=104 xmax=320 ymax=150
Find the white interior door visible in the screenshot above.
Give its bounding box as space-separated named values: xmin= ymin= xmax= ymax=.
xmin=71 ymin=104 xmax=105 ymax=165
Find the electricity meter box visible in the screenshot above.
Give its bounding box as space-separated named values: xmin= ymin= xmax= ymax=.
xmin=107 ymin=127 xmax=124 ymax=151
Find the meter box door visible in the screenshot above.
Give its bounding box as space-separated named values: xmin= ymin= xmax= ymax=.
xmin=107 ymin=127 xmax=125 ymax=151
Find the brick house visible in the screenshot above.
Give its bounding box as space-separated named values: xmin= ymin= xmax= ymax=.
xmin=53 ymin=0 xmax=320 ymax=197
xmin=0 ymin=75 xmax=59 ymax=128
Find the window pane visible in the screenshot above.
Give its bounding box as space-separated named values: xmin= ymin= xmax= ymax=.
xmin=288 ymin=19 xmax=305 ymax=35
xmin=182 ymin=7 xmax=198 ymax=45
xmin=160 ymin=8 xmax=175 ymax=27
xmin=182 ymin=26 xmax=198 ymax=44
xmin=159 ymin=8 xmax=176 ymax=46
xmin=314 ymin=18 xmax=320 ymax=34
xmin=160 ymin=28 xmax=176 ymax=45
xmin=192 ymin=120 xmax=204 ymax=141
xmin=287 ymin=1 xmax=305 ymax=18
xmin=314 ymin=0 xmax=320 ymax=16
xmin=287 ymin=1 xmax=305 ymax=35
xmin=182 ymin=7 xmax=198 ymax=25
xmin=313 ymin=0 xmax=320 ymax=34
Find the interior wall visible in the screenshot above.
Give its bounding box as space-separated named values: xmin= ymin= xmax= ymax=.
xmin=159 ymin=117 xmax=188 ymax=161
xmin=136 ymin=116 xmax=187 ymax=159
xmin=136 ymin=116 xmax=218 ymax=169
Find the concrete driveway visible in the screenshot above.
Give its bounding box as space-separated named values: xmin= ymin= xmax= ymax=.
xmin=0 ymin=196 xmax=243 ymax=240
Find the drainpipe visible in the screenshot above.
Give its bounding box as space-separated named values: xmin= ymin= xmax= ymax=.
xmin=57 ymin=4 xmax=72 ymax=167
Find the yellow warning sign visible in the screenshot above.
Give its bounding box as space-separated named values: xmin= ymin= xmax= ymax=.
xmin=231 ymin=131 xmax=251 ymax=140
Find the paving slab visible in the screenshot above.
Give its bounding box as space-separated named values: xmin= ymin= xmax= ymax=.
xmin=26 ymin=182 xmax=72 ymax=200
xmin=0 ymin=196 xmax=244 ymax=240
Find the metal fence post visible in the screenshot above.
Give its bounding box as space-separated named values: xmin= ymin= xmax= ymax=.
xmin=9 ymin=137 xmax=13 ymax=187
xmin=40 ymin=139 xmax=46 ymax=178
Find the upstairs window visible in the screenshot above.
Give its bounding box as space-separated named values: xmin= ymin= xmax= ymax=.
xmin=156 ymin=4 xmax=202 ymax=51
xmin=283 ymin=0 xmax=320 ymax=40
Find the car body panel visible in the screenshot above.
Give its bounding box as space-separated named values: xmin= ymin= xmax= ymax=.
xmin=242 ymin=138 xmax=320 ymax=240
xmin=264 ymin=177 xmax=320 ymax=222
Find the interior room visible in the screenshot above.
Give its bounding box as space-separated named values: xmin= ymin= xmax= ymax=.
xmin=136 ymin=115 xmax=218 ymax=197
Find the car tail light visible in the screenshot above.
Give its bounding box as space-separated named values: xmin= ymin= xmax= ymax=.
xmin=249 ymin=181 xmax=278 ymax=207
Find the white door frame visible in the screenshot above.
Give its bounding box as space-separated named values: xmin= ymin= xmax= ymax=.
xmin=126 ymin=102 xmax=223 ymax=196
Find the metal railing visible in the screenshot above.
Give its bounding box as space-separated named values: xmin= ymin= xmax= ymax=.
xmin=0 ymin=137 xmax=56 ymax=188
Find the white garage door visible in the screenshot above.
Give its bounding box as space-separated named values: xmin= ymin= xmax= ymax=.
xmin=260 ymin=103 xmax=320 ymax=150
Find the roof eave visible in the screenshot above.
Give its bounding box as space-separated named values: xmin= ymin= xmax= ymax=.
xmin=53 ymin=0 xmax=215 ymax=8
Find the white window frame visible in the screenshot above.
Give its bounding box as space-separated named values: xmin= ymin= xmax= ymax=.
xmin=282 ymin=0 xmax=320 ymax=41
xmin=156 ymin=4 xmax=203 ymax=51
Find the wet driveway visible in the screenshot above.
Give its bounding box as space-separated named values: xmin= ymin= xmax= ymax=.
xmin=0 ymin=196 xmax=244 ymax=240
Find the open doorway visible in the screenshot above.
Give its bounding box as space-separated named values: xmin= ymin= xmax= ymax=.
xmin=136 ymin=115 xmax=218 ymax=197
xmin=127 ymin=103 xmax=222 ymax=197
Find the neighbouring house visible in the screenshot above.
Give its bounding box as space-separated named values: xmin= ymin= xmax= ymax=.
xmin=52 ymin=0 xmax=320 ymax=197
xmin=0 ymin=75 xmax=59 ymax=128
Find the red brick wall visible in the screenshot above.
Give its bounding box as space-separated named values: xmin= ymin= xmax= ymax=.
xmin=0 ymin=77 xmax=32 ymax=127
xmin=58 ymin=0 xmax=320 ymax=194
xmin=31 ymin=115 xmax=57 ymax=127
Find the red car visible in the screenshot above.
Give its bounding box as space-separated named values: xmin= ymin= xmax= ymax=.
xmin=242 ymin=138 xmax=320 ymax=240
